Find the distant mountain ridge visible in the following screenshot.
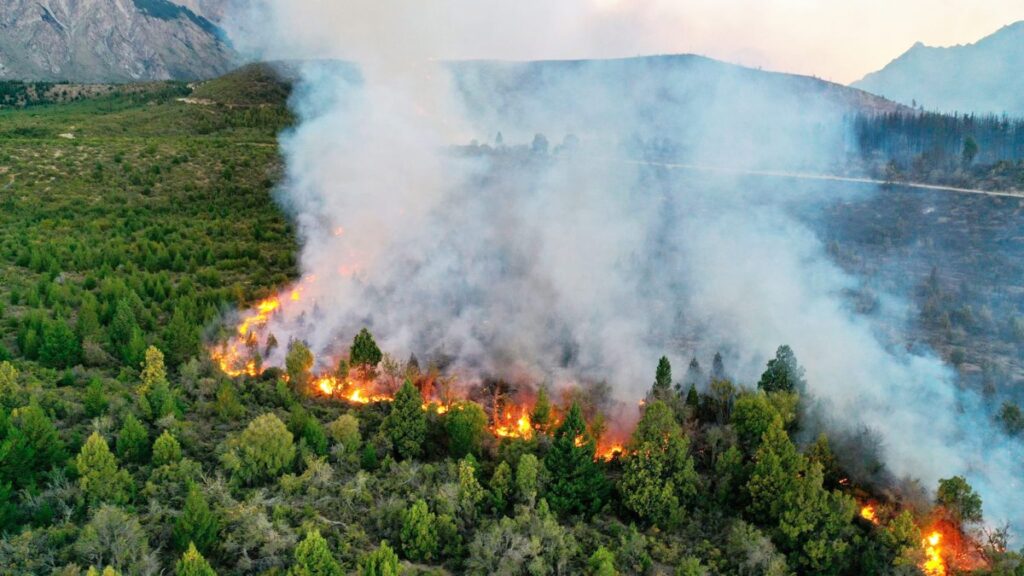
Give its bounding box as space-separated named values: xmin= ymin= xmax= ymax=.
xmin=0 ymin=0 xmax=237 ymax=82
xmin=853 ymin=21 xmax=1024 ymax=116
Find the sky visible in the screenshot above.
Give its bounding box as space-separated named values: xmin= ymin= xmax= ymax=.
xmin=233 ymin=0 xmax=1023 ymax=84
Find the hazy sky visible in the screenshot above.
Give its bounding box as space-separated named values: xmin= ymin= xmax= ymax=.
xmin=237 ymin=0 xmax=1023 ymax=84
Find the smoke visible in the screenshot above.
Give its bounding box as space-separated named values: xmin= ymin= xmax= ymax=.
xmin=228 ymin=2 xmax=1024 ymax=534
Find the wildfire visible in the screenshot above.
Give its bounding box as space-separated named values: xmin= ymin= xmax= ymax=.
xmin=860 ymin=504 xmax=879 ymax=524
xmin=596 ymin=443 xmax=624 ymax=461
xmin=210 ymin=346 xmax=258 ymax=378
xmin=921 ymin=531 xmax=946 ymax=576
xmin=493 ymin=407 xmax=533 ymax=440
xmin=237 ymin=296 xmax=281 ymax=337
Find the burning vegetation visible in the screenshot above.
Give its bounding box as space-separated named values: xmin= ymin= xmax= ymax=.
xmin=207 ymin=286 xmax=1005 ymax=576
xmin=210 ymin=284 xmax=629 ymax=459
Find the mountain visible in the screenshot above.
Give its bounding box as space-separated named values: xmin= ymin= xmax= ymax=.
xmin=169 ymin=0 xmax=227 ymax=23
xmin=448 ymin=54 xmax=908 ymax=171
xmin=853 ymin=21 xmax=1024 ymax=116
xmin=0 ymin=0 xmax=237 ymax=82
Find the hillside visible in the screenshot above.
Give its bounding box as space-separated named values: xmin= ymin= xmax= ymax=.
xmin=853 ymin=22 xmax=1024 ymax=116
xmin=450 ymin=55 xmax=908 ymax=172
xmin=0 ymin=65 xmax=1021 ymax=576
xmin=0 ymin=0 xmax=237 ymax=82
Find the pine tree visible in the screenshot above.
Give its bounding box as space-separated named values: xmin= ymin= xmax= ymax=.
xmin=140 ymin=346 xmax=176 ymax=420
xmin=619 ymin=400 xmax=698 ymax=527
xmin=163 ymin=306 xmax=200 ymax=369
xmin=39 ymin=316 xmax=80 ymax=368
xmin=400 ymin=499 xmax=438 ymax=562
xmin=173 ymin=485 xmax=219 ymax=553
xmin=76 ymin=296 xmax=102 ymax=343
xmin=349 ymin=328 xmax=383 ymax=367
xmin=0 ymin=361 xmax=17 ymax=405
xmin=0 ymin=403 xmax=67 ymax=490
xmin=588 ymin=546 xmax=618 ymax=576
xmin=84 ymin=377 xmax=108 ymax=417
xmin=445 ymin=401 xmax=488 ymax=458
xmin=516 ymin=453 xmax=540 ymax=506
xmin=360 ymin=541 xmax=399 ymax=576
xmin=115 ymin=413 xmax=149 ymax=464
xmin=152 ymin=430 xmax=183 ymax=466
xmin=652 ymin=356 xmax=672 ymax=400
xmin=76 ymin=431 xmax=133 ymax=505
xmin=382 ymin=380 xmax=426 ymax=460
xmin=176 ymin=542 xmax=217 ymax=576
xmin=711 ymin=351 xmax=726 ymax=381
xmin=746 ymin=417 xmax=801 ymax=525
xmin=757 ymin=345 xmax=805 ymax=393
xmin=289 ymin=529 xmax=343 ymax=576
xmin=109 ymin=299 xmax=140 ymax=362
xmin=222 ymin=413 xmax=295 ymax=485
xmin=327 ymin=414 xmax=361 ymax=455
xmin=489 ymin=460 xmax=513 ymax=514
xmin=531 ymin=387 xmax=552 ymax=433
xmin=544 ymin=402 xmax=608 ymax=517
xmin=124 ymin=328 xmax=147 ymax=368
xmin=285 ymin=340 xmax=314 ymax=391
xmin=685 ymin=383 xmax=699 ymax=410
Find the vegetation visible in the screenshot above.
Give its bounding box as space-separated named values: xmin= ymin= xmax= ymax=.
xmin=0 ymin=66 xmax=1019 ymax=576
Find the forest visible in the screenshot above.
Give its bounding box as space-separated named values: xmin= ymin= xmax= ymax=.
xmin=851 ymin=111 xmax=1024 ymax=191
xmin=0 ymin=65 xmax=1023 ymax=576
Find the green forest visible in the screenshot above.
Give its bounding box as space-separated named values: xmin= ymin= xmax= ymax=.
xmin=0 ymin=66 xmax=1022 ymax=576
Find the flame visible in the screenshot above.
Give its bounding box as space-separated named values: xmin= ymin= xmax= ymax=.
xmin=921 ymin=531 xmax=946 ymax=576
xmin=210 ymin=346 xmax=258 ymax=378
xmin=493 ymin=407 xmax=533 ymax=440
xmin=860 ymin=505 xmax=879 ymax=524
xmin=237 ymin=297 xmax=281 ymax=337
xmin=315 ymin=375 xmax=337 ymax=396
xmin=596 ymin=443 xmax=624 ymax=461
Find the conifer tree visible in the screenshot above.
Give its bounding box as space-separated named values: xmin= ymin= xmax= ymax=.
xmin=116 ymin=413 xmax=149 ymax=464
xmin=40 ymin=316 xmax=80 ymax=368
xmin=163 ymin=307 xmax=200 ymax=369
xmin=531 ymin=387 xmax=552 ymax=433
xmin=382 ymin=380 xmax=426 ymax=460
xmin=360 ymin=541 xmax=399 ymax=576
xmin=400 ymin=499 xmax=438 ymax=562
xmin=544 ymin=402 xmax=608 ymax=516
xmin=349 ymin=328 xmax=383 ymax=368
xmin=619 ymin=400 xmax=698 ymax=527
xmin=76 ymin=431 xmax=133 ymax=505
xmin=285 ymin=340 xmax=314 ymax=391
xmin=445 ymin=401 xmax=488 ymax=458
xmin=152 ymin=430 xmax=183 ymax=467
xmin=0 ymin=403 xmax=67 ymax=490
xmin=757 ymin=345 xmax=805 ymax=393
xmin=176 ymin=543 xmax=217 ymax=576
xmin=221 ymin=413 xmax=295 ymax=485
xmin=289 ymin=529 xmax=343 ymax=576
xmin=652 ymin=356 xmax=672 ymax=400
xmin=173 ymin=485 xmax=219 ymax=553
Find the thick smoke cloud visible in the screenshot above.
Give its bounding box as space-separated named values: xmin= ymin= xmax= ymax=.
xmin=229 ymin=1 xmax=1023 ymax=534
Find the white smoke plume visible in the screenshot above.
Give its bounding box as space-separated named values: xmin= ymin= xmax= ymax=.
xmin=227 ymin=2 xmax=1024 ymax=533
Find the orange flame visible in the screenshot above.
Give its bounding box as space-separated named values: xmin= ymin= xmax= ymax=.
xmin=596 ymin=443 xmax=624 ymax=461
xmin=860 ymin=505 xmax=879 ymax=524
xmin=921 ymin=531 xmax=946 ymax=576
xmin=237 ymin=296 xmax=281 ymax=337
xmin=493 ymin=407 xmax=533 ymax=440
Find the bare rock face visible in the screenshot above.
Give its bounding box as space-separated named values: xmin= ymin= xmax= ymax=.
xmin=0 ymin=0 xmax=237 ymax=82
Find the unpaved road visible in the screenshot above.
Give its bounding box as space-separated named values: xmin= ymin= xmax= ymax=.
xmin=611 ymin=157 xmax=1024 ymax=199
